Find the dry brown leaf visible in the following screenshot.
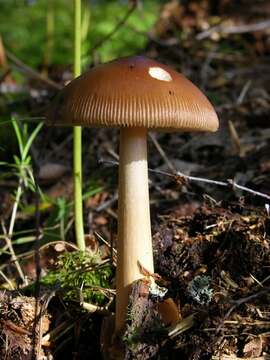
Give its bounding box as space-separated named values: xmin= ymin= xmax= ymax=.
xmin=243 ymin=337 xmax=263 ymax=358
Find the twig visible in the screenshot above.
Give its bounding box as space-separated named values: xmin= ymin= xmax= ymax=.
xmin=95 ymin=193 xmax=118 ymax=212
xmin=149 ymin=132 xmax=176 ymax=173
xmin=126 ymin=23 xmax=180 ymax=48
xmin=228 ymin=120 xmax=242 ymax=156
xmin=216 ymin=287 xmax=270 ymax=333
xmin=236 ymin=80 xmax=252 ymax=105
xmin=94 ymin=231 xmax=117 ymax=267
xmin=31 ymin=291 xmax=57 ymax=360
xmin=90 ymin=2 xmax=137 ymax=53
xmin=99 ymin=159 xmax=270 ymax=201
xmin=1 ymin=240 xmax=79 ymax=267
xmin=94 ymin=231 xmax=117 ymax=256
xmin=105 ymin=146 xmax=119 ymax=161
xmin=226 ymin=180 xmax=270 ymax=201
xmin=81 ymin=301 xmax=111 ymax=315
xmin=201 ymin=44 xmax=218 ymax=87
xmin=175 ymin=171 xmax=270 ymax=201
xmin=261 ymin=274 xmax=270 ymax=285
xmin=0 ymin=269 xmax=15 ymax=290
xmin=196 ymin=19 xmax=270 ymax=40
xmin=6 ymin=50 xmax=61 ymax=89
xmin=41 ymin=318 xmax=75 ymax=345
xmin=168 ymin=314 xmax=196 ymax=338
xmin=45 ymin=133 xmax=73 ymax=161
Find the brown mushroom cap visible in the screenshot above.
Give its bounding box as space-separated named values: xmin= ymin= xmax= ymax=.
xmin=47 ymin=56 xmax=218 ymax=132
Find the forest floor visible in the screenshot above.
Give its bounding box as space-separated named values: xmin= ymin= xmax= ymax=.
xmin=0 ymin=1 xmax=270 ymax=359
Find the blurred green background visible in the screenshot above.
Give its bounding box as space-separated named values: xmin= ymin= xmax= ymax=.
xmin=0 ymin=0 xmax=161 ymax=70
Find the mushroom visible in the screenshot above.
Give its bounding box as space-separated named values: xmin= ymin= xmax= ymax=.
xmin=47 ymin=56 xmax=219 ymax=333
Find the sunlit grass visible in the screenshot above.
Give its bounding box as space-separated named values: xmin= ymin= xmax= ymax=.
xmin=0 ymin=0 xmax=161 ymax=69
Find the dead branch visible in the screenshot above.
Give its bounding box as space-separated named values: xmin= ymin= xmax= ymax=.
xmin=90 ymin=2 xmax=137 ymax=53
xmin=149 ymin=132 xmax=176 ymax=173
xmin=99 ymin=159 xmax=270 ymax=202
xmin=217 ymin=287 xmax=270 ymax=333
xmin=197 ymin=19 xmax=270 ymax=40
xmin=6 ymin=50 xmax=61 ymax=89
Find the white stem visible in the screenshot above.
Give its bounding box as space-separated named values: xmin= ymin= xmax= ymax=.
xmin=115 ymin=127 xmax=154 ymax=332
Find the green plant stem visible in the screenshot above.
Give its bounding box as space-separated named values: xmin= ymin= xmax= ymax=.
xmin=44 ymin=0 xmax=54 ymax=71
xmin=5 ymin=179 xmax=26 ymax=284
xmin=73 ymin=0 xmax=85 ymax=251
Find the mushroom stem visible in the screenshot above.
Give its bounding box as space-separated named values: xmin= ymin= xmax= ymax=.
xmin=116 ymin=127 xmax=154 ymax=332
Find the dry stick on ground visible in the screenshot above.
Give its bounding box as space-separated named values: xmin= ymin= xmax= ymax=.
xmin=126 ymin=23 xmax=181 ymax=48
xmin=216 ymin=286 xmax=270 ymax=334
xmin=99 ymin=159 xmax=270 ymax=202
xmin=95 ymin=231 xmax=117 ymax=266
xmin=45 ymin=133 xmax=73 ymax=161
xmin=149 ymin=133 xmax=176 ymax=173
xmin=236 ymin=80 xmax=252 ymax=106
xmin=148 ymin=133 xmax=187 ymax=195
xmin=228 ymin=120 xmax=242 ymax=156
xmin=81 ymin=301 xmax=111 ymax=315
xmin=41 ymin=318 xmax=75 ymax=347
xmin=6 ymin=50 xmax=61 ymax=89
xmin=90 ymin=2 xmax=137 ymax=54
xmin=0 ymin=269 xmax=15 ymax=290
xmin=200 ymin=44 xmax=218 ymax=88
xmin=168 ymin=170 xmax=270 ymax=201
xmin=0 ymin=241 xmax=79 ymax=282
xmin=228 ymin=80 xmax=252 ymax=157
xmin=196 ymin=19 xmax=270 ymax=40
xmin=138 ymin=133 xmax=269 ymax=201
xmin=95 ymin=193 xmax=118 ymax=212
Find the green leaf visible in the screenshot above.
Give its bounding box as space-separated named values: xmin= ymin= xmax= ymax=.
xmin=22 ymin=122 xmax=43 ymax=161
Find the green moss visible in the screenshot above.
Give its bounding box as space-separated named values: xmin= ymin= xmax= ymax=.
xmin=41 ymin=250 xmax=112 ymax=305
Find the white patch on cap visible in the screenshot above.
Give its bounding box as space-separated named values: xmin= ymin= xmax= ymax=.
xmin=148 ymin=67 xmax=172 ymax=82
